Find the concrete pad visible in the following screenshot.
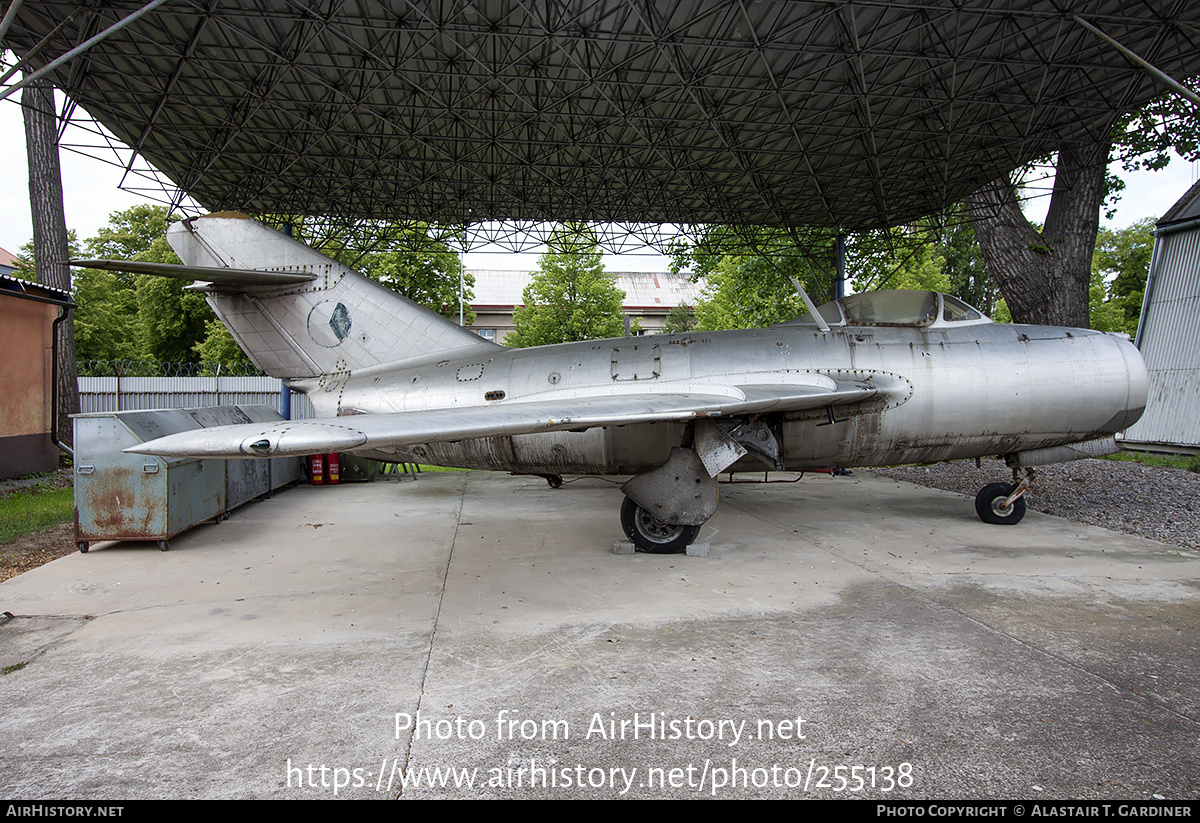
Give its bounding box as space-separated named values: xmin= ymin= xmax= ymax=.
xmin=0 ymin=471 xmax=1197 ymax=799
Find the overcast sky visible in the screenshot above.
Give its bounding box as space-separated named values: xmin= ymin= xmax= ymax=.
xmin=1 ymin=96 xmax=1194 ymax=270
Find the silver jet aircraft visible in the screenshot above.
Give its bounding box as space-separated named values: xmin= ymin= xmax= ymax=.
xmin=76 ymin=213 xmax=1149 ymax=553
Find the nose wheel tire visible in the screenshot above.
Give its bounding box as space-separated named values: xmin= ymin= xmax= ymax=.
xmin=620 ymin=497 xmax=701 ymax=554
xmin=975 ymin=482 xmax=1026 ymax=525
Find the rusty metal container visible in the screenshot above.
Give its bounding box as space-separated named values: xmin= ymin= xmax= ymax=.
xmin=73 ymin=409 xmax=225 ymax=552
xmin=72 ymin=405 xmax=302 ymax=551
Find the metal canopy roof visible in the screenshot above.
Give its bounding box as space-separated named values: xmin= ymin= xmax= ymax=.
xmin=7 ymin=1 xmax=1200 ymax=231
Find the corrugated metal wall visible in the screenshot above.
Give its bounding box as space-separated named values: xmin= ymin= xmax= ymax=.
xmin=78 ymin=376 xmax=316 ymax=419
xmin=1123 ymin=225 xmax=1200 ymax=450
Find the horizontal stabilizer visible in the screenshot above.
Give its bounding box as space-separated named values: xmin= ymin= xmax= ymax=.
xmin=70 ymin=259 xmax=317 ymax=288
xmin=124 ymin=381 xmax=878 ymax=459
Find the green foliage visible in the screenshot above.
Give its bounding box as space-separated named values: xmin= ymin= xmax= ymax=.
xmin=671 ymin=214 xmax=995 ymax=332
xmin=86 ymin=204 xmax=171 ymax=260
xmin=847 ymin=225 xmax=951 ymax=294
xmin=671 ymin=226 xmax=833 ymax=332
xmin=67 ymin=205 xmax=217 ymax=364
xmin=192 ymin=320 xmax=252 ymax=369
xmin=1090 ymin=219 xmax=1154 ymax=336
xmin=661 ymin=304 xmax=696 ymax=334
xmin=691 ymin=254 xmax=807 ymax=331
xmin=72 ymin=266 xmax=141 ymax=361
xmin=1106 ymin=451 xmax=1200 ymax=474
xmin=506 ymin=225 xmax=627 ymax=347
xmin=108 ymin=211 xmax=212 ymax=364
xmin=940 ymin=209 xmax=1001 ymax=316
xmin=135 ymin=277 xmax=212 ymax=365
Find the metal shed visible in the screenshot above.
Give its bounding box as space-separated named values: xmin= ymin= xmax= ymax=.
xmin=1122 ymin=179 xmax=1200 ymax=453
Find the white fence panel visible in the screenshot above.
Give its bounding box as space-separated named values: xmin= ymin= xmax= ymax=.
xmin=78 ymin=376 xmax=316 ymax=418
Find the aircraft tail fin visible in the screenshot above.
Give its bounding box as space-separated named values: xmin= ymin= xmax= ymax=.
xmin=165 ymin=213 xmax=494 ymax=379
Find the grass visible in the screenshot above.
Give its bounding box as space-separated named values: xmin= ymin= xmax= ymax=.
xmin=1108 ymin=450 xmax=1200 ymax=473
xmin=0 ymin=484 xmax=74 ymax=545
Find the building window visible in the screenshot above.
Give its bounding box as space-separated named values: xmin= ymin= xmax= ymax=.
xmin=476 ymin=328 xmax=496 ymax=342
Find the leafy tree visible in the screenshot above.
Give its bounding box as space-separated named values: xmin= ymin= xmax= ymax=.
xmin=506 ymin=225 xmax=627 ymax=347
xmin=661 ymin=304 xmax=696 ymax=334
xmin=672 ymin=220 xmax=988 ymax=332
xmin=1090 ymin=218 xmax=1155 ymax=335
xmin=193 ymin=319 xmax=252 ymax=368
xmin=44 ymin=206 xmax=210 ymax=364
xmin=87 ymin=204 xmax=173 ymax=260
xmin=1088 ymin=267 xmax=1125 ymax=333
xmin=72 ymin=266 xmax=141 ymax=362
xmin=936 ymin=205 xmax=1000 ymax=316
xmin=18 ymin=231 xmax=146 ymax=363
xmin=846 ymin=224 xmax=952 ymax=295
xmin=670 ymin=226 xmax=835 ymax=332
xmin=691 ymin=254 xmax=806 ymax=331
xmin=1108 ymin=84 xmax=1200 ymax=215
xmin=351 ymin=225 xmax=475 ymax=324
xmin=88 ymin=206 xmax=214 ymax=365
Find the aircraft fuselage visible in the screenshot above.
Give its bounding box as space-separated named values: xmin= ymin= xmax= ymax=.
xmin=294 ymin=320 xmax=1147 ymax=476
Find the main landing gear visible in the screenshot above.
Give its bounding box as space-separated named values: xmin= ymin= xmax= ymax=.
xmin=617 ymin=419 xmax=777 ymax=553
xmin=974 ymin=468 xmax=1034 ymax=525
xmin=620 ymin=497 xmax=701 ymax=554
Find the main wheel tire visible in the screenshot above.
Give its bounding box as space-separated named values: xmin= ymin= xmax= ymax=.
xmin=620 ymin=497 xmax=701 ymax=554
xmin=975 ymin=482 xmax=1027 ymax=525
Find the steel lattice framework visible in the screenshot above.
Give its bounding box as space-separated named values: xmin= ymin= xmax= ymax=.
xmin=6 ymin=0 xmax=1200 ymax=239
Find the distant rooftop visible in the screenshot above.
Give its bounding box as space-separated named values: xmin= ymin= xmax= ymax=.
xmin=1159 ymin=178 xmax=1200 ymax=228
xmin=0 ymin=247 xmax=24 ymax=272
xmin=470 ymin=270 xmax=704 ymax=311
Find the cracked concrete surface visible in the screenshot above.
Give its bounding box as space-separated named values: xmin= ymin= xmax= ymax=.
xmin=0 ymin=471 xmax=1196 ymax=799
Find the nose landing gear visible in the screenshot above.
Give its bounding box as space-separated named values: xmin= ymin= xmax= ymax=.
xmin=975 ymin=468 xmax=1034 ymax=525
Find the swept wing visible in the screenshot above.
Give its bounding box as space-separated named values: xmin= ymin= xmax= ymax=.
xmin=126 ymin=380 xmax=877 ymax=458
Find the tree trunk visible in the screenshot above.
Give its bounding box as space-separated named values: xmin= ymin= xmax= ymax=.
xmin=965 ymin=134 xmax=1111 ymax=329
xmin=23 ymin=75 xmax=79 ymax=447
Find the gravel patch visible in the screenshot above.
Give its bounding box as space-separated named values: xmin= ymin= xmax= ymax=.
xmin=870 ymin=458 xmax=1200 ymax=551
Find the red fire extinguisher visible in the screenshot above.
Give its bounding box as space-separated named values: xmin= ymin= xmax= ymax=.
xmin=327 ymin=452 xmax=341 ymax=485
xmin=309 ymin=453 xmax=325 ymax=485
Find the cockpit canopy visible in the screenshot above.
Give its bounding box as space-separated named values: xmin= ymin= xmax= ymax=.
xmin=782 ymin=290 xmax=990 ymax=328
